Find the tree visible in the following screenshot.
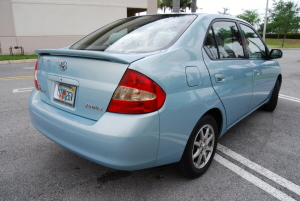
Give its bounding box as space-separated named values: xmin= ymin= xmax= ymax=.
xmin=237 ymin=10 xmax=261 ymax=27
xmin=269 ymin=0 xmax=300 ymax=46
xmin=295 ymin=16 xmax=300 ymax=33
xmin=258 ymin=21 xmax=278 ymax=33
xmin=180 ymin=0 xmax=189 ymax=12
xmin=158 ymin=0 xmax=173 ymax=13
xmin=158 ymin=0 xmax=198 ymax=13
xmin=180 ymin=0 xmax=196 ymax=12
xmin=218 ymin=7 xmax=230 ymax=15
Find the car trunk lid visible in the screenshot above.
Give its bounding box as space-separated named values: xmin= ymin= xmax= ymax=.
xmin=35 ymin=49 xmax=145 ymax=121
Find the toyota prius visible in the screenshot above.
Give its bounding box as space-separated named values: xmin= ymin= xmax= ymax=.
xmin=28 ymin=14 xmax=282 ymax=178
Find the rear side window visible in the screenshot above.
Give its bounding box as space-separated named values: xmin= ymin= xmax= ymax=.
xmin=71 ymin=15 xmax=197 ymax=53
xmin=213 ymin=21 xmax=244 ymax=59
xmin=204 ymin=21 xmax=245 ymax=59
xmin=240 ymin=24 xmax=267 ymax=59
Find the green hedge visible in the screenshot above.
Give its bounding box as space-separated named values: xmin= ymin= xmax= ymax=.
xmin=259 ymin=33 xmax=300 ymax=39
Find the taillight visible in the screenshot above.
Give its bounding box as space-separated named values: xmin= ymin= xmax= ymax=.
xmin=34 ymin=60 xmax=38 ymax=89
xmin=107 ymin=69 xmax=166 ymax=114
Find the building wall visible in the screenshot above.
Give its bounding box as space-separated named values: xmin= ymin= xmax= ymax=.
xmin=0 ymin=0 xmax=16 ymax=54
xmin=0 ymin=0 xmax=16 ymax=37
xmin=0 ymin=0 xmax=148 ymax=54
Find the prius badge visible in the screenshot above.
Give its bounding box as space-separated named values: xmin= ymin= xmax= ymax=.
xmin=59 ymin=61 xmax=67 ymax=71
xmin=85 ymin=103 xmax=102 ymax=112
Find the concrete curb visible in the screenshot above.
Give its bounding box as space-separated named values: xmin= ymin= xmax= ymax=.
xmin=0 ymin=59 xmax=37 ymax=65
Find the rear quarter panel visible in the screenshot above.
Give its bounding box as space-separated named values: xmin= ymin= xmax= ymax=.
xmin=129 ymin=17 xmax=226 ymax=165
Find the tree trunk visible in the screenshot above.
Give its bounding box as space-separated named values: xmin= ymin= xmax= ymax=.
xmin=281 ymin=32 xmax=287 ymax=47
xmin=282 ymin=18 xmax=291 ymax=47
xmin=191 ymin=0 xmax=196 ymax=12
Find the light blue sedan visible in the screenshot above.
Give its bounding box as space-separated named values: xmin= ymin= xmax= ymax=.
xmin=28 ymin=14 xmax=282 ymax=178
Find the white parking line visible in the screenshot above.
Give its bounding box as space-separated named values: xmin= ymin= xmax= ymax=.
xmin=217 ymin=144 xmax=300 ymax=196
xmin=12 ymin=87 xmax=34 ymax=93
xmin=214 ymin=154 xmax=296 ymax=201
xmin=23 ymin=67 xmax=34 ymax=70
xmin=279 ymin=94 xmax=300 ymax=103
xmin=10 ymin=85 xmax=299 ymax=199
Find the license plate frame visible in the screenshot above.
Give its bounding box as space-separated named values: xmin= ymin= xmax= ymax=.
xmin=53 ymin=82 xmax=77 ymax=108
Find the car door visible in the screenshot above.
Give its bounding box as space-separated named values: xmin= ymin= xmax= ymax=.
xmin=239 ymin=24 xmax=280 ymax=111
xmin=202 ymin=20 xmax=253 ymax=128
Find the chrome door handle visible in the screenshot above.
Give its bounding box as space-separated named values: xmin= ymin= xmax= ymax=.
xmin=254 ymin=70 xmax=260 ymax=76
xmin=215 ymin=74 xmax=225 ymax=83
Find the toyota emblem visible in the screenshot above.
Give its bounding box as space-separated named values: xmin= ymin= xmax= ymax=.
xmin=59 ymin=61 xmax=67 ymax=71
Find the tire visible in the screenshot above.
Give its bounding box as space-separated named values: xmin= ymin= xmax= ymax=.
xmin=176 ymin=115 xmax=218 ymax=178
xmin=262 ymin=80 xmax=280 ymax=112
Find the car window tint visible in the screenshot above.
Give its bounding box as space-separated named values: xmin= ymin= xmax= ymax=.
xmin=212 ymin=21 xmax=244 ymax=59
xmin=204 ymin=28 xmax=218 ymax=59
xmin=71 ymin=15 xmax=197 ymax=53
xmin=240 ymin=24 xmax=267 ymax=59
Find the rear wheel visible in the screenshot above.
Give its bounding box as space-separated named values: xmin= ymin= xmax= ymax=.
xmin=176 ymin=115 xmax=218 ymax=178
xmin=262 ymin=80 xmax=280 ymax=112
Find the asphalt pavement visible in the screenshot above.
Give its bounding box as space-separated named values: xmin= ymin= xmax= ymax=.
xmin=1 ymin=50 xmax=299 ymax=201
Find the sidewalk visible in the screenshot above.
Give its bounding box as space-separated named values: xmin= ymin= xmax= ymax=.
xmin=0 ymin=59 xmax=37 ymax=65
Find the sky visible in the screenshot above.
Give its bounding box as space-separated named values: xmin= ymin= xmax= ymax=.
xmin=156 ymin=0 xmax=289 ymax=18
xmin=194 ymin=0 xmax=269 ymax=16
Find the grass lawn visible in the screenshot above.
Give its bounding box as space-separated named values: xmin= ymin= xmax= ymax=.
xmin=0 ymin=54 xmax=38 ymax=61
xmin=265 ymin=39 xmax=300 ymax=48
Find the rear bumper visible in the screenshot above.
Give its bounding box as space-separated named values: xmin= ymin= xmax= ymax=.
xmin=28 ymin=89 xmax=160 ymax=170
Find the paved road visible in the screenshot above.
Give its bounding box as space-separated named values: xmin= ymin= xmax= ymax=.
xmin=1 ymin=50 xmax=300 ymax=201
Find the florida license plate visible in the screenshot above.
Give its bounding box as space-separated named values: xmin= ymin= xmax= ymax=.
xmin=53 ymin=82 xmax=77 ymax=107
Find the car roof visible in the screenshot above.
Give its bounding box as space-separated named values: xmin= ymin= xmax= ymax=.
xmin=137 ymin=13 xmax=249 ymax=25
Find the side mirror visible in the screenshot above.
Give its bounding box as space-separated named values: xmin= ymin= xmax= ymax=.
xmin=269 ymin=49 xmax=283 ymax=59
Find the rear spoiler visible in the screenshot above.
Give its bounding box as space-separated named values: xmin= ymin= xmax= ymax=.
xmin=35 ymin=49 xmax=146 ymax=64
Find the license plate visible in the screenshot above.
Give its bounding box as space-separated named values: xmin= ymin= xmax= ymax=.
xmin=53 ymin=82 xmax=77 ymax=107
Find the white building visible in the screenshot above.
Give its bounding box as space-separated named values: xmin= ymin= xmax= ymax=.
xmin=0 ymin=0 xmax=157 ymax=54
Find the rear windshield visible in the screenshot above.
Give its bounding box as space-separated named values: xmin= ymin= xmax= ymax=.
xmin=70 ymin=14 xmax=197 ymax=53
